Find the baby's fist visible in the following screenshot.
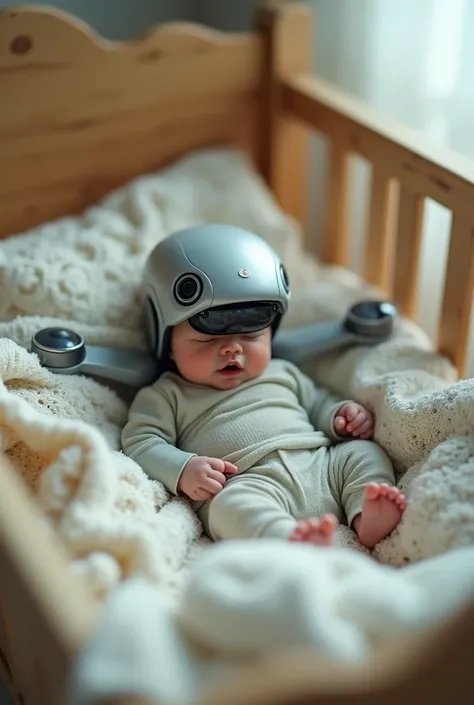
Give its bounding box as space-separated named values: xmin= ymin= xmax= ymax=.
xmin=178 ymin=456 xmax=238 ymax=501
xmin=334 ymin=402 xmax=374 ymax=440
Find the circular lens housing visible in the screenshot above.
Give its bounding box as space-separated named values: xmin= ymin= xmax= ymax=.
xmin=345 ymin=300 xmax=397 ymax=338
xmin=34 ymin=327 xmax=83 ymax=351
xmin=173 ymin=274 xmax=203 ymax=306
xmin=31 ymin=327 xmax=85 ymax=369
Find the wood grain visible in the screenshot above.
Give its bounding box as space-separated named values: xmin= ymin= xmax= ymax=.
xmin=283 ymin=74 xmax=474 ymax=220
xmin=392 ymin=188 xmax=425 ymax=317
xmin=283 ymin=71 xmax=474 ymax=373
xmin=0 ymin=6 xmax=264 ymax=238
xmin=322 ymin=137 xmax=351 ymax=265
xmin=365 ymin=166 xmax=396 ymax=292
xmin=258 ymin=3 xmax=312 ymax=239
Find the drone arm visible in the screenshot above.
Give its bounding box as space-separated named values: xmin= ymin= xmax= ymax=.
xmin=80 ymin=347 xmax=162 ymax=389
xmin=272 ymin=321 xmax=356 ymax=366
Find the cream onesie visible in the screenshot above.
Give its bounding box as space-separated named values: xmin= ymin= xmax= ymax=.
xmin=121 ymin=359 xmax=395 ymax=540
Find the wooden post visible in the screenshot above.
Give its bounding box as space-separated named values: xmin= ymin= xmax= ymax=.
xmin=257 ymin=2 xmax=313 ymax=241
xmin=364 ymin=167 xmax=396 ymax=292
xmin=438 ymin=215 xmax=474 ymax=373
xmin=322 ymin=136 xmax=351 ymax=265
xmin=392 ymin=188 xmax=425 ymax=317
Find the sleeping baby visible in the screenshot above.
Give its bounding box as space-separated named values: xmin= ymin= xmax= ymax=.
xmin=122 ymin=321 xmax=406 ymax=548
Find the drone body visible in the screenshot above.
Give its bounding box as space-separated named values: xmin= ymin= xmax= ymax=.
xmin=31 ymin=225 xmax=396 ymax=388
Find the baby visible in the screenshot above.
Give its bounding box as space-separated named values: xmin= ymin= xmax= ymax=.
xmin=122 ymin=322 xmax=406 ymax=548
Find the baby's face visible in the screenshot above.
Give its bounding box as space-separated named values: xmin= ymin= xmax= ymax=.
xmin=170 ymin=321 xmax=272 ymax=389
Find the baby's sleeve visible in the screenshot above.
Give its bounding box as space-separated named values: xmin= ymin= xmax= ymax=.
xmin=121 ymin=383 xmax=196 ymax=495
xmin=291 ymin=364 xmax=351 ymax=442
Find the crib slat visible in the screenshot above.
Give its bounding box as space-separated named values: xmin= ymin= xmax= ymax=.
xmin=365 ymin=167 xmax=395 ymax=292
xmin=438 ymin=216 xmax=474 ymax=372
xmin=258 ymin=4 xmax=312 ymax=239
xmin=323 ymin=138 xmax=350 ymax=265
xmin=392 ymin=188 xmax=424 ymax=317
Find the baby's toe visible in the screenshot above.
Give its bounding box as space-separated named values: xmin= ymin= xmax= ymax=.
xmin=319 ymin=514 xmax=338 ymax=533
xmin=289 ymin=528 xmax=302 ymax=541
xmin=387 ymin=487 xmax=400 ymax=501
xmin=365 ymin=482 xmax=380 ymax=500
xmin=378 ymin=483 xmax=392 ymax=497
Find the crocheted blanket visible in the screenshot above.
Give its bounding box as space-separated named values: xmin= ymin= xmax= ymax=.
xmin=0 ymin=147 xmax=473 ymax=608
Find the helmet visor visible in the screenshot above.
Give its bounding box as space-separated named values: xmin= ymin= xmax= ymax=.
xmin=188 ymin=302 xmax=282 ymax=335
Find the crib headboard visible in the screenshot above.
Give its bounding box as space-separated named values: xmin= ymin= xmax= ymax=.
xmin=0 ymin=3 xmax=310 ymax=240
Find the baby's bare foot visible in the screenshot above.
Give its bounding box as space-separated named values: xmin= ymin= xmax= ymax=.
xmin=355 ymin=483 xmax=407 ymax=548
xmin=289 ymin=513 xmax=338 ymax=547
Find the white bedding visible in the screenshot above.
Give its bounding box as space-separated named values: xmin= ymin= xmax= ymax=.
xmin=67 ymin=541 xmax=474 ymax=705
xmin=1 ymin=147 xmax=474 ymax=703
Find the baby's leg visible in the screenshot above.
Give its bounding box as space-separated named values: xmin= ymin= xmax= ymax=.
xmin=200 ymin=475 xmax=297 ymax=541
xmin=329 ymin=440 xmax=406 ymax=548
xmin=200 ymin=473 xmax=335 ymax=546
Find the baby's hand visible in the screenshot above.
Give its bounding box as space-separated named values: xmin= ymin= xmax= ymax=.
xmin=334 ymin=402 xmax=374 ymax=440
xmin=178 ymin=456 xmax=238 ymax=501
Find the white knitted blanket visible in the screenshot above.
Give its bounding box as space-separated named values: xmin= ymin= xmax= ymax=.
xmin=0 ymin=147 xmax=473 ymax=610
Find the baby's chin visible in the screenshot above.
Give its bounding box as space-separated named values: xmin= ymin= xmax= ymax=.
xmin=204 ymin=369 xmax=260 ymax=390
xmin=179 ymin=362 xmax=269 ymax=389
xmin=213 ymin=376 xmax=246 ymax=390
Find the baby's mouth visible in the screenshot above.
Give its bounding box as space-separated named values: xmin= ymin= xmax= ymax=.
xmin=219 ymin=360 xmax=243 ymax=373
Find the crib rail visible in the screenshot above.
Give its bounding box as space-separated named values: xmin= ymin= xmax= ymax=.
xmin=0 ymin=455 xmax=97 ymax=705
xmin=282 ymin=73 xmax=474 ymax=374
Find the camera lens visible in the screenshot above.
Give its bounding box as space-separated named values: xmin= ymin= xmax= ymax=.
xmin=34 ymin=327 xmax=83 ymax=351
xmin=31 ymin=327 xmax=85 ymax=369
xmin=280 ymin=264 xmax=290 ymax=293
xmin=352 ymin=301 xmax=397 ymax=320
xmin=345 ymin=300 xmax=397 ymax=338
xmin=174 ymin=274 xmax=203 ymax=306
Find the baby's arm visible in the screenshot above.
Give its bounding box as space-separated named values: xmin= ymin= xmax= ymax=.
xmin=121 ymin=385 xmax=238 ymax=499
xmin=291 ymin=365 xmax=353 ymax=442
xmin=121 ymin=384 xmax=195 ymax=494
xmin=292 ymin=365 xmax=374 ymax=440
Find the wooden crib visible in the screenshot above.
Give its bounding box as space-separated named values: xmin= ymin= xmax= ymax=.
xmin=0 ymin=2 xmax=473 ymax=704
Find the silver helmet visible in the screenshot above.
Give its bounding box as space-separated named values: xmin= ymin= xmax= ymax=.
xmin=142 ymin=224 xmax=291 ymax=363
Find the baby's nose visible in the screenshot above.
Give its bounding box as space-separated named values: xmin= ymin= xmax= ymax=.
xmin=221 ymin=338 xmax=242 ymax=355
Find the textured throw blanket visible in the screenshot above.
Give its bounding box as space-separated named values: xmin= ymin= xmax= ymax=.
xmin=0 ymin=149 xmax=473 ymax=624
xmin=67 ymin=541 xmax=474 ymax=705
